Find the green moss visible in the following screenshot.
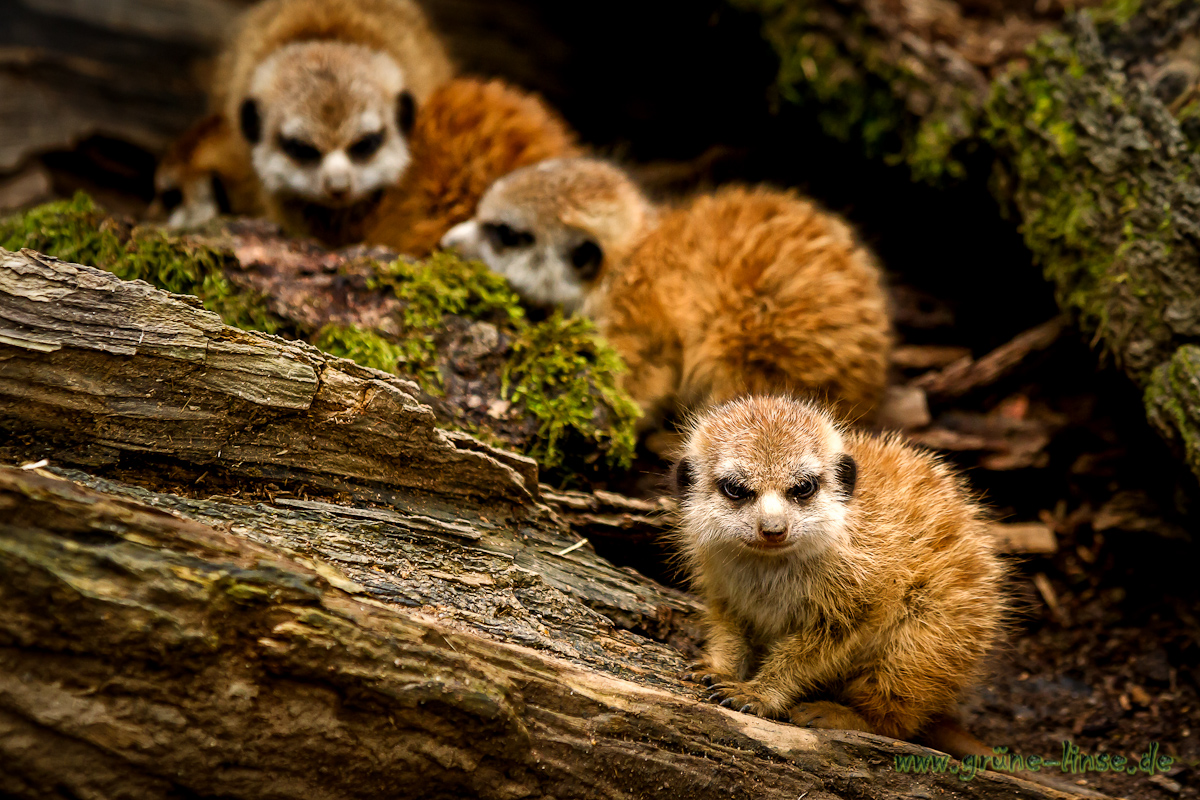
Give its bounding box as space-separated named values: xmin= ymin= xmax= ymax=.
xmin=367 ymin=252 xmax=639 ymax=474
xmin=313 ymin=324 xmax=407 ymax=375
xmin=0 ymin=193 xmax=280 ymax=333
xmin=730 ymin=0 xmax=977 ymax=183
xmin=502 ymin=312 xmax=639 ymax=471
xmin=369 ymin=251 xmax=524 ymax=386
xmin=1145 ymin=345 xmax=1200 ymax=480
xmin=982 ymin=22 xmax=1185 ymax=377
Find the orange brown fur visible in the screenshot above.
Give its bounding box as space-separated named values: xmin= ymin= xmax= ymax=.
xmin=363 ymin=78 xmax=582 ymax=256
xmin=600 ymin=186 xmax=891 ymax=424
xmin=677 ymin=396 xmax=1006 ymax=741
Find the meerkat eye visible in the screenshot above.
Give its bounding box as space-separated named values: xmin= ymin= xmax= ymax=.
xmin=569 ymin=239 xmax=603 ymax=280
xmin=788 ymin=477 xmax=819 ymax=502
xmin=348 ymin=131 xmax=385 ymax=161
xmin=482 ymin=222 xmax=534 ymax=251
xmin=717 ymin=477 xmax=754 ymax=503
xmin=158 ymin=187 xmax=183 ymax=212
xmin=211 ymin=174 xmax=232 ymax=215
xmin=279 ymin=136 xmax=322 ymax=164
xmin=397 ymin=90 xmax=416 ymax=135
xmin=239 ymin=99 xmax=262 ymax=143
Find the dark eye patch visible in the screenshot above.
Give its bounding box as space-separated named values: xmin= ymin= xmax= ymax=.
xmin=717 ymin=477 xmax=755 ymax=503
xmin=482 ymin=222 xmax=535 ymax=251
xmin=348 ymin=131 xmax=385 ymax=161
xmin=788 ymin=476 xmax=819 ymax=502
xmin=239 ymin=99 xmax=262 ymax=143
xmin=397 ymin=91 xmax=416 ymax=134
xmin=159 ymin=187 xmax=183 ymax=212
xmin=279 ymin=136 xmax=322 ymax=164
xmin=569 ymin=239 xmax=603 ymax=280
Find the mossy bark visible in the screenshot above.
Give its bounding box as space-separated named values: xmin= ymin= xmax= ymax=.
xmin=0 ymin=198 xmax=638 ymax=482
xmin=734 ymin=0 xmax=1200 ymax=483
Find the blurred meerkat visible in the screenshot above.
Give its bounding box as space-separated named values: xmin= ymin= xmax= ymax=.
xmin=150 ymin=113 xmax=261 ymax=226
xmin=673 ymin=395 xmax=1005 ymax=742
xmin=361 ymin=77 xmax=582 ymax=256
xmin=156 ymin=0 xmax=452 ymax=240
xmin=442 ymin=158 xmax=892 ymax=425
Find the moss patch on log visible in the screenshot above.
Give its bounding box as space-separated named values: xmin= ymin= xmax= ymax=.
xmin=0 ymin=195 xmax=638 ymax=479
xmin=503 ymin=313 xmax=639 ymax=472
xmin=983 ymin=15 xmax=1200 ymax=386
xmin=360 ymin=255 xmax=639 ymax=475
xmin=0 ymin=193 xmax=282 ymax=333
xmin=1146 ymin=345 xmax=1200 ymax=482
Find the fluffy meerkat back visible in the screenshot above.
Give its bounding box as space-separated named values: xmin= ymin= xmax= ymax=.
xmin=364 ymin=78 xmax=583 ymax=257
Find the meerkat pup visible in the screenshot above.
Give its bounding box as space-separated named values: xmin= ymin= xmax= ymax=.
xmin=673 ymin=395 xmax=1004 ymax=742
xmin=441 ymin=158 xmax=892 ymax=425
xmin=157 ymin=0 xmax=453 ymax=240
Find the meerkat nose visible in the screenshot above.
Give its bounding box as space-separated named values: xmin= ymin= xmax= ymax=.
xmin=758 ymin=492 xmax=789 ymax=542
xmin=441 ymin=220 xmax=482 ymax=257
xmin=322 ymin=151 xmax=353 ymax=195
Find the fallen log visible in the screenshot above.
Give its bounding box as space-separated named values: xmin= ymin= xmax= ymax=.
xmin=0 ymin=464 xmax=1091 ymax=799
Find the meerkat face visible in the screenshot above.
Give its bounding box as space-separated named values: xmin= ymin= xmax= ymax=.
xmin=440 ymin=158 xmax=653 ymax=312
xmin=674 ymin=397 xmax=858 ymax=562
xmin=240 ymin=42 xmax=415 ymax=208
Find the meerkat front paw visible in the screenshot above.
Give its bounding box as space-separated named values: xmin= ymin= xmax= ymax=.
xmin=682 ymin=660 xmax=734 ymax=687
xmin=789 ymin=701 xmax=874 ymax=732
xmin=705 ymin=682 xmax=787 ymax=718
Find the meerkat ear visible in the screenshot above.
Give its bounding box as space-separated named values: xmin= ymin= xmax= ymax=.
xmin=397 ymin=91 xmax=416 ymax=135
xmin=672 ymin=457 xmax=695 ymax=496
xmin=239 ymin=99 xmax=262 ymax=144
xmin=834 ymin=453 xmax=857 ymax=500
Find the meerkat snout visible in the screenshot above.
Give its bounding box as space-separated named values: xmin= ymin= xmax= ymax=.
xmin=756 ymin=491 xmax=789 ymax=543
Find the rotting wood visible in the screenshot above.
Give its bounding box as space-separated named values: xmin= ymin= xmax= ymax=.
xmin=0 ymin=465 xmax=1099 ymax=800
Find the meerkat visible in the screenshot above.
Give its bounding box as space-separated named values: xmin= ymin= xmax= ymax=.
xmin=673 ymin=395 xmax=1005 ymax=743
xmin=151 ymin=113 xmax=262 ymax=226
xmin=155 ymin=0 xmax=453 ymax=239
xmin=442 ymin=158 xmax=892 ymax=426
xmin=360 ymin=77 xmax=582 ymax=257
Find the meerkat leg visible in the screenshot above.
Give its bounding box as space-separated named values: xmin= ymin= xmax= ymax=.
xmin=687 ymin=609 xmax=751 ymax=686
xmin=706 ymin=632 xmax=853 ymax=719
